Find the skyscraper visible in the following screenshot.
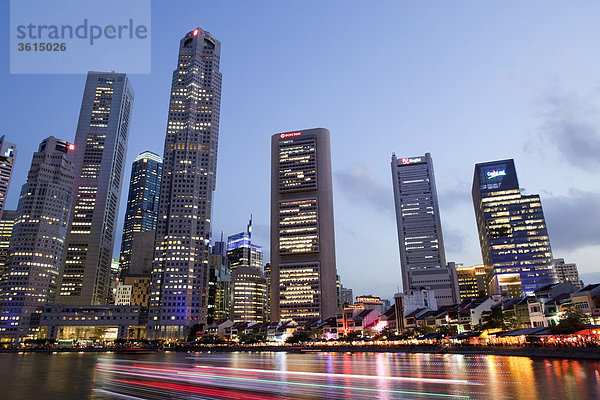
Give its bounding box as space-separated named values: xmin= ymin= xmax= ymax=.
xmin=0 ymin=136 xmax=17 ymax=216
xmin=552 ymin=258 xmax=583 ymax=289
xmin=208 ymin=240 xmax=230 ymax=324
xmin=227 ymin=218 xmax=263 ymax=272
xmin=231 ymin=266 xmax=267 ymax=323
xmin=149 ymin=28 xmax=222 ymax=339
xmin=58 ymin=71 xmax=134 ymax=305
xmin=0 ymin=210 xmax=16 ymax=287
xmin=391 ymin=153 xmax=459 ymax=306
xmin=0 ymin=137 xmax=75 ymax=338
xmin=119 ymin=151 xmax=162 ymax=276
xmin=227 ymin=219 xmax=267 ymax=322
xmin=472 ymin=159 xmax=556 ymax=296
xmin=270 ymin=128 xmax=338 ymax=322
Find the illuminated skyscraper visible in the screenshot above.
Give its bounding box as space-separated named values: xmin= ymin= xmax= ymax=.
xmin=0 ymin=137 xmax=75 ymax=339
xmin=455 ymin=264 xmax=488 ymax=301
xmin=231 ymin=266 xmax=267 ymax=323
xmin=208 ymin=241 xmax=230 ymax=324
xmin=227 ymin=218 xmax=263 ymax=272
xmin=149 ymin=28 xmax=222 ymax=339
xmin=58 ymin=71 xmax=134 ymax=305
xmin=472 ymin=159 xmax=557 ymax=296
xmin=119 ymin=151 xmax=162 ymax=276
xmin=270 ymin=128 xmax=338 ymax=322
xmin=0 ymin=136 xmax=17 ymax=216
xmin=391 ymin=153 xmax=459 ymax=306
xmin=227 ymin=219 xmax=266 ymax=322
xmin=0 ymin=210 xmax=16 ymax=287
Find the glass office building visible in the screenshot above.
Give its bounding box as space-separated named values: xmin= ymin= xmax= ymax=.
xmin=472 ymin=159 xmax=557 ymax=296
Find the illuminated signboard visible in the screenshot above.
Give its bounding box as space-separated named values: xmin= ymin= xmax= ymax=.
xmin=487 ymin=170 xmax=506 ymax=179
xmin=477 ymin=160 xmax=519 ymax=193
xmin=193 ymin=29 xmax=199 ymax=36
xmin=279 ymin=132 xmax=302 ymax=140
xmin=400 ymin=157 xmax=422 ymax=165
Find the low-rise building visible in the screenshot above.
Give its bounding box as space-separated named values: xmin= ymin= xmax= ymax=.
xmin=38 ymin=305 xmax=143 ymax=341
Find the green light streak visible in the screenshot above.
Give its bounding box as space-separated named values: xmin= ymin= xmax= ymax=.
xmin=177 ymin=371 xmax=470 ymax=398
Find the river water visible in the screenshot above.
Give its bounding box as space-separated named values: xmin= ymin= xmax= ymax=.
xmin=1 ymin=351 xmax=599 ymax=399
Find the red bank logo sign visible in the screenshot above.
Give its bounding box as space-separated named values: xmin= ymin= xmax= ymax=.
xmin=400 ymin=157 xmax=422 ymax=165
xmin=280 ymin=132 xmax=302 ymax=140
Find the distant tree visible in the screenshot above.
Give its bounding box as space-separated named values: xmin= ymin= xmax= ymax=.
xmin=414 ymin=325 xmax=436 ymax=336
xmin=338 ymin=330 xmax=362 ymax=342
xmin=482 ymin=307 xmax=507 ymax=330
xmin=286 ymin=330 xmax=312 ymax=344
xmin=437 ymin=324 xmax=457 ymax=337
xmin=550 ymin=305 xmax=591 ymax=334
xmin=198 ymin=334 xmax=224 ymax=345
xmin=114 ymin=338 xmax=127 ymax=345
xmin=187 ymin=323 xmax=203 ymax=341
xmin=238 ymin=332 xmax=267 ymax=344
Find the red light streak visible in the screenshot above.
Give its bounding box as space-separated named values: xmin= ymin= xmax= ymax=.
xmin=113 ymin=379 xmax=283 ymax=400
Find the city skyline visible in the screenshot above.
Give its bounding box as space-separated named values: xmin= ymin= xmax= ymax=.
xmin=1 ymin=2 xmax=599 ymax=300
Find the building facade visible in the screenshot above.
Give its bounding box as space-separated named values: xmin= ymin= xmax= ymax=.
xmin=230 ymin=266 xmax=267 ymax=323
xmin=208 ymin=242 xmax=230 ymax=324
xmin=0 ymin=136 xmax=16 ymax=216
xmin=552 ymin=258 xmax=583 ymax=289
xmin=149 ymin=28 xmax=222 ymax=339
xmin=119 ymin=151 xmax=162 ymax=276
xmin=0 ymin=137 xmax=75 ymax=339
xmin=456 ymin=264 xmax=488 ymax=300
xmin=0 ymin=210 xmax=16 ymax=287
xmin=391 ymin=153 xmax=459 ymax=306
xmin=472 ymin=159 xmax=557 ymax=296
xmin=58 ymin=72 xmax=133 ymax=306
xmin=270 ymin=128 xmax=338 ymax=322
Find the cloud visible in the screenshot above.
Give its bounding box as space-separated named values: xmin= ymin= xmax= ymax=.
xmin=439 ymin=185 xmax=472 ymax=210
xmin=334 ymin=163 xmax=394 ymax=215
xmin=530 ymin=89 xmax=600 ymax=169
xmin=544 ymin=189 xmax=600 ymax=252
xmin=443 ymin=227 xmax=467 ymax=254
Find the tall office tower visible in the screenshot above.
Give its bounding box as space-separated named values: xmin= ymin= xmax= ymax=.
xmin=231 ymin=266 xmax=267 ymax=323
xmin=128 ymin=231 xmax=156 ymax=275
xmin=0 ymin=210 xmax=16 ymax=287
xmin=455 ymin=264 xmax=488 ymax=301
xmin=149 ymin=28 xmax=222 ymax=339
xmin=0 ymin=137 xmax=75 ymax=338
xmin=552 ymin=258 xmax=583 ymax=289
xmin=270 ymin=128 xmax=338 ymax=322
xmin=119 ymin=151 xmax=162 ymax=276
xmin=339 ymin=286 xmax=354 ymax=308
xmin=227 ymin=218 xmax=263 ymax=271
xmin=472 ymin=159 xmax=556 ymax=296
xmin=208 ymin=244 xmax=230 ymax=324
xmin=391 ymin=153 xmax=459 ymax=306
xmin=58 ymin=71 xmax=134 ymax=305
xmin=0 ymin=136 xmax=17 ymax=216
xmin=227 ymin=220 xmax=266 ymax=322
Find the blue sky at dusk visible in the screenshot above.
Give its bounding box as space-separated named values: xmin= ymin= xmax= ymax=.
xmin=2 ymin=1 xmax=600 ymax=299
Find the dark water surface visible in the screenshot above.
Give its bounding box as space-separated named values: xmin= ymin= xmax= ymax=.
xmin=1 ymin=351 xmax=599 ymax=399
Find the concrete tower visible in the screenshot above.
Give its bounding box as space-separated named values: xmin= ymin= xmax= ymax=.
xmin=270 ymin=128 xmax=338 ymax=322
xmin=58 ymin=71 xmax=134 ymax=305
xmin=0 ymin=137 xmax=75 ymax=339
xmin=149 ymin=28 xmax=222 ymax=339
